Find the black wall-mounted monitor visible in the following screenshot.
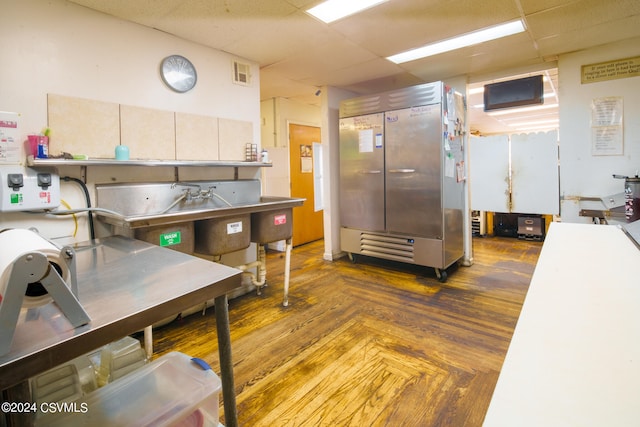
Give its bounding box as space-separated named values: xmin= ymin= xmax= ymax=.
xmin=483 ymin=75 xmax=544 ymax=111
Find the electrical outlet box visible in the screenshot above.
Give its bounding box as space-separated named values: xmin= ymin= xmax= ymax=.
xmin=0 ymin=166 xmax=60 ymax=211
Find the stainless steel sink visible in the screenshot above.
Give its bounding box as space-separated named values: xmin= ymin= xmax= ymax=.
xmin=95 ymin=180 xmax=305 ymax=308
xmin=97 ymin=195 xmax=304 ymax=229
xmin=95 ymin=181 xmax=305 ymax=229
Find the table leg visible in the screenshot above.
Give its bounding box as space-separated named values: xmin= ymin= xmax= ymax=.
xmin=214 ymin=294 xmax=237 ymax=427
xmin=2 ymin=382 xmax=32 ymax=426
xmin=283 ymin=238 xmax=292 ymax=307
xmin=143 ymin=325 xmax=153 ymax=360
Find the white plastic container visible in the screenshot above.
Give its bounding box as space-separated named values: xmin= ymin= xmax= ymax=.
xmin=97 ymin=336 xmax=147 ymax=386
xmin=36 ymin=352 xmax=222 ymax=427
xmin=30 ymin=363 xmax=83 ymax=407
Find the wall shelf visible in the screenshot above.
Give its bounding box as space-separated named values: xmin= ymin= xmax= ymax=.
xmin=27 ymin=156 xmax=271 ymax=168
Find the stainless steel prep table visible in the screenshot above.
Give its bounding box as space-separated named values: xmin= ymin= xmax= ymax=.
xmin=0 ymin=235 xmax=242 ymax=427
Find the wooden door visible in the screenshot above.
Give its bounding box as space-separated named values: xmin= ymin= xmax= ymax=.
xmin=289 ymin=123 xmax=323 ymax=246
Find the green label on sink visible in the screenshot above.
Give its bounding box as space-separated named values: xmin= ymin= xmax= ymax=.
xmin=159 ymin=231 xmax=181 ymax=247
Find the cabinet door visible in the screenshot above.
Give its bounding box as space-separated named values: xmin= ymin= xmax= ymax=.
xmin=511 ymin=131 xmax=559 ymax=215
xmin=469 ymin=135 xmax=510 ymax=212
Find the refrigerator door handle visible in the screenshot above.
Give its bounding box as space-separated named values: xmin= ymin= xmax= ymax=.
xmin=388 ymin=168 xmax=416 ymax=173
xmin=359 ymin=169 xmax=382 ymax=174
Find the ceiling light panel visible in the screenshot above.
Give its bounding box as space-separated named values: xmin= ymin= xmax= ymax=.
xmin=387 ymin=20 xmax=526 ymax=63
xmin=486 ymin=103 xmax=559 ymax=116
xmin=306 ymin=0 xmax=388 ymax=24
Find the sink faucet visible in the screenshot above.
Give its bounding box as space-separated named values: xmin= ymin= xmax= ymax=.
xmin=170 ymin=182 xmax=233 ymax=205
xmin=171 ymin=182 xmax=203 ymax=201
xmin=171 ymin=182 xmax=201 ymax=190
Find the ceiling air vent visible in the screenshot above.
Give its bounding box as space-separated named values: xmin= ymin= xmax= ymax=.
xmin=233 ymin=60 xmax=251 ymax=86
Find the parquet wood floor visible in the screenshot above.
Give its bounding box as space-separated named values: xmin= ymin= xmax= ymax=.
xmin=152 ymin=236 xmax=542 ymax=426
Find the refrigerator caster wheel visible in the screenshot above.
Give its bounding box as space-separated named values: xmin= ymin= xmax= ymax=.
xmin=435 ymin=268 xmax=448 ymax=283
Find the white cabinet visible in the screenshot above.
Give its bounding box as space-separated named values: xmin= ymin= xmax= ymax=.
xmin=469 ymin=131 xmax=559 ymax=215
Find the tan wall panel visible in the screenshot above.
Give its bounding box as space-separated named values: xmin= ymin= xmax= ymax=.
xmin=120 ymin=105 xmax=175 ymax=160
xmin=219 ymin=118 xmax=253 ymax=161
xmin=175 ymin=113 xmax=219 ymax=160
xmin=48 ymin=96 xmax=251 ymax=162
xmin=47 ymin=94 xmax=119 ymax=159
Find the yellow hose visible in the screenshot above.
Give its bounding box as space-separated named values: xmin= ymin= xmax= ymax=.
xmin=60 ymin=199 xmax=78 ymax=237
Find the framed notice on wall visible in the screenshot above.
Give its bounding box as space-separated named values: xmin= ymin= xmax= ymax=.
xmin=300 ymin=144 xmax=312 ymax=173
xmin=591 ymin=97 xmax=623 ymax=156
xmin=581 ymin=56 xmax=640 ymax=84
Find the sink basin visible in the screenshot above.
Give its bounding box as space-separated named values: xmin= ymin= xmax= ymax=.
xmin=251 ymin=208 xmax=293 ymax=244
xmin=195 ymin=214 xmax=251 ymax=256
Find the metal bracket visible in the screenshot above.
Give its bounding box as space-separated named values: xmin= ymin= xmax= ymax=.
xmin=0 ymin=246 xmax=90 ymax=356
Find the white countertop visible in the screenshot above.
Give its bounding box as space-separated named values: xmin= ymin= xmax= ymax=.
xmin=483 ymin=222 xmax=640 ymax=427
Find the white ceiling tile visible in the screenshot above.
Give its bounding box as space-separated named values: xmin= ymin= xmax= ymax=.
xmin=535 ymin=14 xmax=640 ymax=56
xmin=67 ymin=0 xmax=640 ymax=134
xmin=525 ymin=0 xmax=640 ymax=39
xmin=519 ymin=0 xmax=577 ymax=15
xmin=401 ymin=33 xmax=540 ymax=80
xmin=262 ymin=39 xmax=378 ymax=81
xmin=331 ymin=0 xmax=523 ymax=57
xmin=223 ymin=12 xmax=338 ymax=65
xmin=300 ymin=57 xmax=404 ymax=87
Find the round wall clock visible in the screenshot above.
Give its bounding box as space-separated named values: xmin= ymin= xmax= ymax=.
xmin=160 ymin=55 xmax=197 ymax=93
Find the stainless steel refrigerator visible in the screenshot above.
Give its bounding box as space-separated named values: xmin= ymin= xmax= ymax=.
xmin=339 ymin=82 xmax=465 ymax=281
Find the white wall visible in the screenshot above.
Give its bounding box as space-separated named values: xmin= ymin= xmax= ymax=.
xmin=259 ymin=98 xmax=320 ymax=196
xmin=0 ymin=0 xmax=260 ymax=145
xmin=0 ymin=0 xmax=260 ymax=237
xmin=258 ymin=97 xmax=320 ymax=250
xmin=261 ymin=97 xmax=321 ymax=147
xmin=559 ymin=37 xmax=640 ymax=223
xmin=0 ymin=0 xmax=262 ymax=280
xmin=322 ymin=86 xmax=358 ymax=260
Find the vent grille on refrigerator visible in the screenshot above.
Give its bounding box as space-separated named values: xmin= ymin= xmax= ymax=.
xmin=339 ymin=81 xmax=442 ymax=118
xmin=387 ymin=82 xmax=440 ymax=109
xmin=360 ymin=232 xmax=415 ymax=263
xmin=339 ymin=95 xmax=382 ymax=118
xmin=233 ymin=60 xmax=251 ymax=86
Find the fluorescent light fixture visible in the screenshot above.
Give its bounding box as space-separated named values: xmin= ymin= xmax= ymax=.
xmin=509 ymin=119 xmax=559 ymax=127
xmin=306 ymin=0 xmax=388 ymax=24
xmin=486 ymin=103 xmax=558 ymax=116
xmin=514 ymin=124 xmax=559 ymax=132
xmin=387 ymin=20 xmax=526 ymax=64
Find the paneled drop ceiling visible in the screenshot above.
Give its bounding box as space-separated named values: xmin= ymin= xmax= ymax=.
xmin=69 ymin=0 xmax=640 ymax=134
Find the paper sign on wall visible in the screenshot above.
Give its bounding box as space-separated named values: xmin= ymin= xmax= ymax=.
xmin=0 ymin=112 xmax=20 ymax=163
xmin=301 ymin=144 xmax=313 ymax=173
xmin=591 ymin=97 xmax=623 ymax=156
